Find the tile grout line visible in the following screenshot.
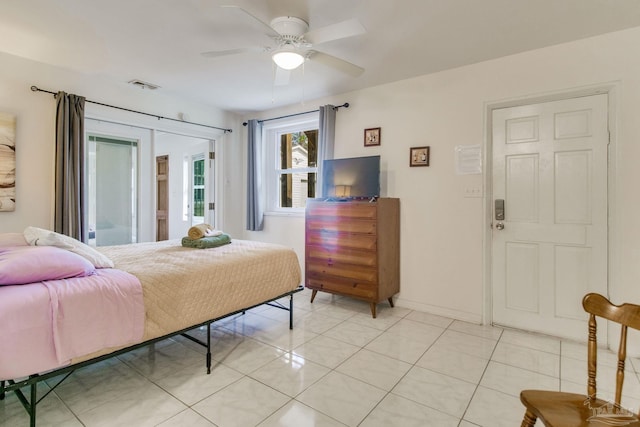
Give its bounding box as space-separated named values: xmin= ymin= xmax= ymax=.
xmin=457 ymin=326 xmax=505 ymax=426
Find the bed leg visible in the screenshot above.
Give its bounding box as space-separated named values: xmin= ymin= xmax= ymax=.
xmin=206 ymin=323 xmax=212 ymax=374
xmin=29 ymin=381 xmax=37 ymax=427
xmin=0 ymin=380 xmax=5 ymax=400
xmin=289 ymin=294 xmax=294 ymax=330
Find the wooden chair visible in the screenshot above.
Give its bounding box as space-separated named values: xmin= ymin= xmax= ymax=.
xmin=520 ymin=293 xmax=640 ymax=426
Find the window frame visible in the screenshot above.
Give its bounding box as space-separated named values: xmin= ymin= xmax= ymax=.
xmin=191 ymin=154 xmax=206 ymax=224
xmin=263 ymin=116 xmax=319 ymax=214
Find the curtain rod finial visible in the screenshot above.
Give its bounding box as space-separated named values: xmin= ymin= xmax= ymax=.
xmin=30 ymin=86 xmax=38 ymax=92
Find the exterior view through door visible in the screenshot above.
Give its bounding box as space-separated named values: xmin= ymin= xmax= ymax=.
xmin=491 ymin=94 xmax=609 ymax=342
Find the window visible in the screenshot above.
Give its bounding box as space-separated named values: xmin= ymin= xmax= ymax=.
xmin=265 ymin=117 xmax=319 ymax=211
xmin=278 ymin=129 xmax=317 ymax=208
xmin=183 ymin=153 xmax=207 ymax=226
xmin=192 ymin=155 xmax=205 ymax=223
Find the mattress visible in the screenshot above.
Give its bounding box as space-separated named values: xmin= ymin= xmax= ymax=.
xmin=98 ymin=238 xmax=302 ymax=341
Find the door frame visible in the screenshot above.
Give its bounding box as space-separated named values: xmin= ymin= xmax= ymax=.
xmin=84 ymin=105 xmax=224 ymax=242
xmin=482 ymin=83 xmax=619 ymax=342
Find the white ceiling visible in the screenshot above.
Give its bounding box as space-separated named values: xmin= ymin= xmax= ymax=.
xmin=2 ymin=0 xmax=640 ymax=114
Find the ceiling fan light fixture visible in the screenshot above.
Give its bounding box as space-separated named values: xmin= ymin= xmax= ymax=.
xmin=272 ymin=48 xmax=305 ymax=70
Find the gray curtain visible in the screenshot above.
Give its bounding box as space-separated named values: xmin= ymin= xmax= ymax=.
xmin=246 ymin=119 xmax=264 ymax=231
xmin=54 ymin=91 xmax=87 ymax=241
xmin=317 ymin=104 xmax=336 ymax=197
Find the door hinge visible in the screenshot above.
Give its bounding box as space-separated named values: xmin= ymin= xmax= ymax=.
xmin=209 ymin=152 xmax=215 ymax=160
xmin=208 ymin=202 xmax=215 ymax=210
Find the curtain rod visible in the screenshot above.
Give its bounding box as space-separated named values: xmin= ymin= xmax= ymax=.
xmin=242 ymin=102 xmax=349 ymax=126
xmin=30 ymin=85 xmax=233 ymax=133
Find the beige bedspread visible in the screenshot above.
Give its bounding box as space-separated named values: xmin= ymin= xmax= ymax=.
xmin=98 ymin=239 xmax=302 ymax=341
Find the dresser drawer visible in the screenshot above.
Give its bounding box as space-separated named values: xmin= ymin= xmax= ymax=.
xmin=306 ymin=278 xmax=377 ymax=300
xmin=306 ymin=246 xmax=377 ymax=267
xmin=306 ymin=219 xmax=376 ymax=234
xmin=306 ymin=202 xmax=376 ymax=220
xmin=306 ymin=232 xmax=377 ymax=251
xmin=306 ymin=263 xmax=377 ymax=283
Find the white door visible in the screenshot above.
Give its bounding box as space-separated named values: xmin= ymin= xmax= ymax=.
xmin=491 ymin=94 xmax=609 ymax=341
xmin=187 ymin=140 xmax=215 ymax=228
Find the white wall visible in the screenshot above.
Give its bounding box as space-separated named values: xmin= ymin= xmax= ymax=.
xmin=0 ymin=51 xmax=242 ymax=236
xmin=238 ymin=26 xmax=640 ymax=323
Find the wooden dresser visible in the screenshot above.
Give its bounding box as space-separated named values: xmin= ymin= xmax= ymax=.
xmin=305 ymin=198 xmax=400 ymax=318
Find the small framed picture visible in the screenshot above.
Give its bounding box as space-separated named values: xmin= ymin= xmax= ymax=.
xmin=410 ymin=146 xmax=430 ymax=167
xmin=364 ymin=127 xmax=381 ymax=146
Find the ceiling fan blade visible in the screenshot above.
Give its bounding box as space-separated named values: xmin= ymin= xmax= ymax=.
xmin=220 ymin=5 xmax=279 ymax=37
xmin=201 ymin=47 xmax=265 ymax=58
xmin=274 ymin=67 xmax=291 ymax=86
xmin=309 ymin=51 xmax=364 ymax=77
xmin=304 ymin=18 xmax=365 ymax=45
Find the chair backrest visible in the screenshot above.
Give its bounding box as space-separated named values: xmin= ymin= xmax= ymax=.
xmin=582 ymin=293 xmax=640 ymax=407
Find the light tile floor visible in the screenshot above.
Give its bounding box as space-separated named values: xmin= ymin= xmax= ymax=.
xmin=2 ymin=288 xmax=640 ymax=427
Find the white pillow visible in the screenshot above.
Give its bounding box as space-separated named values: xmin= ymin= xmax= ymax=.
xmin=23 ymin=226 xmax=114 ymax=268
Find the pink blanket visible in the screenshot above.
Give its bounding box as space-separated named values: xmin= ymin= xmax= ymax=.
xmin=0 ymin=269 xmax=144 ymax=380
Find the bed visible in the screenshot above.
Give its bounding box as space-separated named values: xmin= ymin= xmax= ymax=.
xmin=0 ymin=231 xmax=302 ymax=427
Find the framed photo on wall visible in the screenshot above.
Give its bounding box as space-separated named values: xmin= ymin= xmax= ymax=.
xmin=364 ymin=127 xmax=381 ymax=146
xmin=410 ymin=146 xmax=430 ymax=167
xmin=0 ymin=112 xmax=16 ymax=211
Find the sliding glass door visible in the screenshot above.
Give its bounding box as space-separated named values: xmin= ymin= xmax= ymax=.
xmin=84 ymin=116 xmax=217 ymax=243
xmin=87 ymin=134 xmax=138 ymax=246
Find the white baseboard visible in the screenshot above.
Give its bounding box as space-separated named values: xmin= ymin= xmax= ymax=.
xmin=394 ymin=297 xmax=483 ymax=324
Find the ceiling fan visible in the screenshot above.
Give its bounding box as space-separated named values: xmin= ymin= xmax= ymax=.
xmin=201 ymin=5 xmax=366 ymax=85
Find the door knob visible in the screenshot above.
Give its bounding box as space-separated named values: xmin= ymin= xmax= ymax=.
xmin=496 ymin=222 xmax=504 ymax=230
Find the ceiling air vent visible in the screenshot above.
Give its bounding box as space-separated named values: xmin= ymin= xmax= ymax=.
xmin=128 ymin=79 xmax=161 ymax=90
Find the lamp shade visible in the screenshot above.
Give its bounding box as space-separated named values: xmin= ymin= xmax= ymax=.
xmin=335 ymin=185 xmax=351 ymax=198
xmin=272 ymin=48 xmax=305 ymax=70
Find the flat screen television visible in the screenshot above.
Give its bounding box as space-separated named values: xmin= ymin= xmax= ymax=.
xmin=321 ymin=155 xmax=380 ymax=199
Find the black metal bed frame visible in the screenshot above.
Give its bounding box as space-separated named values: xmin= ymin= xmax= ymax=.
xmin=0 ymin=285 xmax=304 ymax=427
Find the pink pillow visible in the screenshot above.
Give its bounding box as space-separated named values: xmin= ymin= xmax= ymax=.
xmin=0 ymin=246 xmax=96 ymax=286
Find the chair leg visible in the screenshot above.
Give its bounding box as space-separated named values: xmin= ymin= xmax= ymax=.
xmin=521 ymin=411 xmax=537 ymax=427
